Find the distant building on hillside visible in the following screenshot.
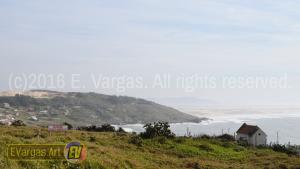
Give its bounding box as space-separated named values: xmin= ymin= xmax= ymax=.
xmin=0 ymin=119 xmax=12 ymax=125
xmin=30 ymin=116 xmax=38 ymax=121
xmin=39 ymin=110 xmax=48 ymax=114
xmin=3 ymin=103 xmax=10 ymax=108
xmin=236 ymin=123 xmax=267 ymax=146
xmin=0 ymin=114 xmax=15 ymax=125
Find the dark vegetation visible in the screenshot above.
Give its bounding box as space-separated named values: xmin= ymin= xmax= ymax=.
xmin=77 ymin=124 xmax=116 ymax=132
xmin=140 ymin=121 xmax=175 ymax=139
xmin=63 ymin=122 xmax=73 ymax=130
xmin=196 ymin=133 xmax=236 ymax=141
xmin=11 ymin=120 xmax=26 ymax=126
xmin=216 ymin=133 xmax=235 ymax=141
xmin=271 ymin=144 xmax=299 ymax=156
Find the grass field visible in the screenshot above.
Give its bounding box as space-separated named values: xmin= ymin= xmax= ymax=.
xmin=0 ymin=126 xmax=300 ymax=169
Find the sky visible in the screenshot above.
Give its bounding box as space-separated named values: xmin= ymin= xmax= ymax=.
xmin=1 ymin=0 xmax=300 ymax=106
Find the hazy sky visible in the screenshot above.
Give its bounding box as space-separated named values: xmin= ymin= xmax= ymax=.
xmin=1 ymin=0 xmax=300 ymax=105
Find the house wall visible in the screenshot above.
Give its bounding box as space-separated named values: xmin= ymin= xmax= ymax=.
xmin=249 ymin=129 xmax=267 ymax=146
xmin=236 ymin=129 xmax=267 ymax=146
xmin=236 ymin=133 xmax=249 ymax=142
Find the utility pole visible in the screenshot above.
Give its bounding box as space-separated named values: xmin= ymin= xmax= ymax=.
xmin=276 ymin=131 xmax=279 ymax=144
xmin=186 ymin=127 xmax=191 ymax=137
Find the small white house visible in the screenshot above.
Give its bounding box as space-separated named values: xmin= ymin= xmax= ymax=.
xmin=30 ymin=116 xmax=38 ymax=121
xmin=3 ymin=103 xmax=10 ymax=108
xmin=236 ymin=123 xmax=267 ymax=146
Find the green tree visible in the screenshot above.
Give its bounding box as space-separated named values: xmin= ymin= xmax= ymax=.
xmin=140 ymin=121 xmax=175 ymax=139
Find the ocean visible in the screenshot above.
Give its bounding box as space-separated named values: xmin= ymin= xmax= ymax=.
xmin=117 ymin=106 xmax=300 ymax=145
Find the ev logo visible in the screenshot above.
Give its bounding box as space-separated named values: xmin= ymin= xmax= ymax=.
xmin=64 ymin=142 xmax=87 ymax=163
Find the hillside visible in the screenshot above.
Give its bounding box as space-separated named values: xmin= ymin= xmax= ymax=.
xmin=0 ymin=90 xmax=203 ymax=125
xmin=1 ymin=126 xmax=300 ymax=169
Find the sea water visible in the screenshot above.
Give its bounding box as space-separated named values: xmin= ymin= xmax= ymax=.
xmin=117 ymin=106 xmax=300 ymax=145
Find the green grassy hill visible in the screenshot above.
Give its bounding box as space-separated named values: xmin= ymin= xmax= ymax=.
xmin=1 ymin=126 xmax=300 ymax=169
xmin=0 ymin=91 xmax=203 ymax=125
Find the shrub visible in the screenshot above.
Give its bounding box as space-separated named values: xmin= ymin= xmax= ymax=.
xmin=216 ymin=134 xmax=235 ymax=141
xmin=77 ymin=124 xmax=116 ymax=132
xmin=199 ymin=134 xmax=212 ymax=139
xmin=99 ymin=124 xmax=115 ymax=132
xmin=11 ymin=120 xmax=26 ymax=126
xmin=89 ymin=136 xmax=96 ymax=142
xmin=63 ymin=122 xmax=73 ymax=130
xmin=271 ymin=144 xmax=286 ymax=152
xmin=129 ymin=135 xmax=143 ymax=146
xmin=117 ymin=127 xmax=126 ymax=133
xmin=140 ymin=121 xmax=175 ymax=139
xmin=271 ymin=144 xmax=298 ymax=156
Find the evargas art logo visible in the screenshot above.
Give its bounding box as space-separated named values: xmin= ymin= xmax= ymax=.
xmin=64 ymin=142 xmax=87 ymax=163
xmin=7 ymin=141 xmax=87 ymax=163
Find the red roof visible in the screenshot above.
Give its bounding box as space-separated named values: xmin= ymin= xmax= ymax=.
xmin=236 ymin=123 xmax=260 ymax=136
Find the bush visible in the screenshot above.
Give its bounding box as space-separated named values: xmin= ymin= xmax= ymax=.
xmin=117 ymin=127 xmax=126 ymax=133
xmin=11 ymin=120 xmax=26 ymax=126
xmin=272 ymin=144 xmax=286 ymax=152
xmin=77 ymin=124 xmax=116 ymax=132
xmin=99 ymin=124 xmax=115 ymax=132
xmin=89 ymin=136 xmax=96 ymax=142
xmin=140 ymin=121 xmax=175 ymax=139
xmin=129 ymin=135 xmax=143 ymax=146
xmin=63 ymin=122 xmax=73 ymax=130
xmin=199 ymin=134 xmax=212 ymax=139
xmin=271 ymin=144 xmax=298 ymax=156
xmin=216 ymin=134 xmax=235 ymax=141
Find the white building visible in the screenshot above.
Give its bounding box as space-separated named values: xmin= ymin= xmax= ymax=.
xmin=3 ymin=103 xmax=10 ymax=108
xmin=0 ymin=119 xmax=12 ymax=125
xmin=30 ymin=116 xmax=38 ymax=121
xmin=236 ymin=123 xmax=267 ymax=146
